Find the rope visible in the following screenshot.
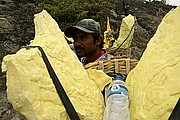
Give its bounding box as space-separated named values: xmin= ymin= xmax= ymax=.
xmin=112 ymin=18 xmax=135 ymax=55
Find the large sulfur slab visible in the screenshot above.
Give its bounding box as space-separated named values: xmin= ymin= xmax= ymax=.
xmin=2 ymin=10 xmax=111 ymax=120
xmin=113 ymin=14 xmax=135 ymax=48
xmin=126 ymin=7 xmax=180 ymax=120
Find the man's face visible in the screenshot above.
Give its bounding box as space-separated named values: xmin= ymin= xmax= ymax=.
xmin=72 ymin=30 xmax=99 ymax=57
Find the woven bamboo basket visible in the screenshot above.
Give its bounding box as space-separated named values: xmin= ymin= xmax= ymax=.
xmin=84 ymin=47 xmax=139 ymax=74
xmin=84 ymin=58 xmax=138 ymax=74
xmin=106 ymin=47 xmax=131 ymax=58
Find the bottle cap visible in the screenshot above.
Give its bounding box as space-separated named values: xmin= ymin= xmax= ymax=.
xmin=114 ymin=74 xmax=126 ymax=81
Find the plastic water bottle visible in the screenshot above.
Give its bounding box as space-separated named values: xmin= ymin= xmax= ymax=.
xmin=103 ymin=75 xmax=130 ymax=120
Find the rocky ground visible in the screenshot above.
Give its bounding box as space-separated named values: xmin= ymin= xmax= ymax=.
xmin=0 ymin=0 xmax=175 ymax=119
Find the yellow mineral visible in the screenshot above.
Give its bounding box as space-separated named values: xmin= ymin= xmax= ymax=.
xmin=113 ymin=14 xmax=135 ymax=48
xmin=103 ymin=16 xmax=114 ymax=49
xmin=2 ymin=10 xmax=111 ymax=120
xmin=126 ymin=7 xmax=180 ymax=120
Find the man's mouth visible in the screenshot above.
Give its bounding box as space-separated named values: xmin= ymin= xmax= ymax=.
xmin=75 ymin=47 xmax=84 ymax=51
xmin=75 ymin=47 xmax=85 ymax=55
xmin=76 ymin=49 xmax=84 ymax=53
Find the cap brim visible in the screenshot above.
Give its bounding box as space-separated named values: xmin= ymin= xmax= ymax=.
xmin=64 ymin=26 xmax=95 ymax=38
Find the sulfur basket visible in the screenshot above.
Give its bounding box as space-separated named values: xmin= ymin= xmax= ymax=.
xmin=84 ymin=47 xmax=139 ymax=75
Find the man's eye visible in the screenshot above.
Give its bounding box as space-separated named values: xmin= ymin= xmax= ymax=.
xmin=79 ymin=35 xmax=87 ymax=39
xmin=73 ymin=36 xmax=78 ymax=41
xmin=73 ymin=34 xmax=87 ymax=41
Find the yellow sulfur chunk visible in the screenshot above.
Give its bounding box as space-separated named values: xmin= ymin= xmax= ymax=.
xmin=2 ymin=10 xmax=111 ymax=120
xmin=126 ymin=7 xmax=180 ymax=120
xmin=113 ymin=14 xmax=135 ymax=48
xmin=103 ymin=16 xmax=114 ymax=49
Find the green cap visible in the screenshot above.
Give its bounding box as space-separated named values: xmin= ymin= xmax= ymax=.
xmin=64 ymin=19 xmax=102 ymax=37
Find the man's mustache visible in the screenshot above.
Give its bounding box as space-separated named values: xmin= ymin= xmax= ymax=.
xmin=75 ymin=46 xmax=85 ymax=51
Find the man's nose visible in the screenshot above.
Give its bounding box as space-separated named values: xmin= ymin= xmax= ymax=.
xmin=74 ymin=37 xmax=82 ymax=45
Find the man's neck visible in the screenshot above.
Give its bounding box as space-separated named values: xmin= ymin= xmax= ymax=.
xmin=85 ymin=48 xmax=104 ymax=63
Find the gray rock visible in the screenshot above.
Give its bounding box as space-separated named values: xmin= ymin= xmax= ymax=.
xmin=0 ymin=18 xmax=12 ymax=29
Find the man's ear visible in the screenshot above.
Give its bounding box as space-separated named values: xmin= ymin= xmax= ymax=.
xmin=95 ymin=36 xmax=103 ymax=46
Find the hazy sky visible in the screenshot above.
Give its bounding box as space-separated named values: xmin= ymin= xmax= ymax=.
xmin=147 ymin=0 xmax=180 ymax=6
xmin=166 ymin=0 xmax=180 ymax=5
